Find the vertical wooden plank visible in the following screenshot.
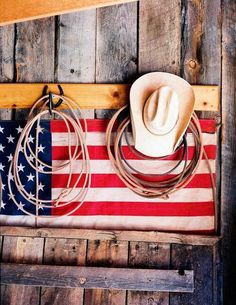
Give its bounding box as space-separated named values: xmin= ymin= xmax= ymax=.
xmin=15 ymin=18 xmax=55 ymax=82
xmin=127 ymin=242 xmax=170 ymax=305
xmin=84 ymin=240 xmax=128 ymax=305
xmin=1 ymin=236 xmax=44 ymax=305
xmin=0 ymin=25 xmax=14 ymax=120
xmin=95 ymin=2 xmax=137 ymax=118
xmin=41 ymin=238 xmax=87 ymax=305
xmin=181 ymin=0 xmax=221 ymax=84
xmin=170 ymin=245 xmax=213 ymax=304
xmin=138 ymin=1 xmax=181 ymax=304
xmin=56 ymin=11 xmax=96 ymax=118
xmin=222 ymin=0 xmax=236 ymax=304
xmin=139 ymin=0 xmax=181 ymax=75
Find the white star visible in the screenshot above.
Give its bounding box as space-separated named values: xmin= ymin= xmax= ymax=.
xmin=16 ymin=126 xmax=23 ymax=134
xmin=27 ymin=154 xmax=34 ymax=162
xmin=7 ymin=154 xmax=13 ymax=162
xmin=17 ymin=163 xmax=25 ymax=172
xmin=0 ymin=163 xmax=5 ymax=171
xmin=38 ymin=145 xmax=45 ymax=153
xmin=19 ymin=145 xmax=24 ymax=153
xmin=8 ymin=193 xmax=15 ymax=200
xmin=38 ymin=125 xmax=44 ymax=133
xmin=28 ymin=192 xmax=35 ymax=199
xmin=7 ymin=135 xmax=15 ymax=143
xmin=17 ymin=201 xmax=25 ymax=210
xmin=0 ymin=126 xmax=4 ymax=133
xmin=38 ymin=164 xmax=45 ymax=172
xmin=28 ymin=135 xmax=35 ymax=143
xmin=38 ymin=182 xmax=45 ymax=192
xmin=0 ymin=144 xmax=5 ymax=152
xmin=1 ymin=201 xmax=6 ymax=209
xmin=27 ymin=173 xmax=35 ymax=182
xmin=2 ymin=183 xmax=6 ymax=190
xmin=8 ymin=172 xmax=14 ymax=181
xmin=38 ymin=204 xmax=44 ymax=210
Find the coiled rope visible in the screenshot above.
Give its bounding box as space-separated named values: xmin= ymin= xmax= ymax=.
xmin=7 ymin=93 xmax=91 ymax=217
xmin=106 ymin=105 xmax=216 ymax=201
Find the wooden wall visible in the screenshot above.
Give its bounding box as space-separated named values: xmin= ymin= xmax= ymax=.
xmin=0 ymin=0 xmax=235 ymax=304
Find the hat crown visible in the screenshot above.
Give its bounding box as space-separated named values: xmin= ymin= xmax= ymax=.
xmin=143 ymin=86 xmax=179 ymax=136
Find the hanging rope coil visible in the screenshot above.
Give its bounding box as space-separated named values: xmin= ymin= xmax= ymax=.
xmin=106 ymin=105 xmax=216 ymax=200
xmin=8 ymin=93 xmax=91 ymax=217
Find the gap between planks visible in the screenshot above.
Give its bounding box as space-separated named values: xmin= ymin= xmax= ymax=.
xmin=0 ymin=227 xmax=221 ymax=246
xmin=0 ymin=83 xmax=220 ymax=111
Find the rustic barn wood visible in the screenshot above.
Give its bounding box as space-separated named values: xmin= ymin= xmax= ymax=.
xmin=0 ymin=83 xmax=220 ymax=111
xmin=0 ymin=0 xmax=137 ymax=26
xmin=222 ymin=0 xmax=236 ymax=304
xmin=1 ymin=263 xmax=194 ymax=292
xmin=0 ymin=226 xmax=220 ymax=246
xmin=0 ymin=237 xmax=44 ymax=305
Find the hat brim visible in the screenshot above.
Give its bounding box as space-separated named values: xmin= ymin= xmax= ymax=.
xmin=130 ymin=72 xmax=195 ymax=157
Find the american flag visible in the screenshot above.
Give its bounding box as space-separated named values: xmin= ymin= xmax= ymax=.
xmin=0 ymin=119 xmax=216 ymax=233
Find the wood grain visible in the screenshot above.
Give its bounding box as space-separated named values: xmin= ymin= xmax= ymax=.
xmin=170 ymin=245 xmax=213 ymax=304
xmin=56 ymin=10 xmax=96 ymax=118
xmin=139 ymin=0 xmax=181 ymax=75
xmin=1 ymin=236 xmax=44 ymax=305
xmin=1 ymin=263 xmax=194 ymax=292
xmin=41 ymin=238 xmax=87 ymax=305
xmin=95 ymin=2 xmax=137 ymax=118
xmin=84 ymin=240 xmax=128 ymax=305
xmin=0 ymin=25 xmax=14 ymax=120
xmin=0 ymin=0 xmax=137 ymax=26
xmin=0 ymin=226 xmax=221 ymax=246
xmin=0 ymin=83 xmax=220 ymax=111
xmin=221 ymin=0 xmax=236 ymax=304
xmin=127 ymin=242 xmax=170 ymax=305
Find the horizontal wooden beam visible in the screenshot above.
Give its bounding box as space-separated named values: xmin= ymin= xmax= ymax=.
xmin=0 ymin=226 xmax=221 ymax=246
xmin=0 ymin=263 xmax=194 ymax=292
xmin=0 ymin=83 xmax=220 ymax=111
xmin=0 ymin=0 xmax=137 ymax=26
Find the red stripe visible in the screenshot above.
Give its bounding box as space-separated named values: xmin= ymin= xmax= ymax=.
xmin=51 ymin=119 xmax=216 ymax=133
xmin=52 ymin=145 xmax=216 ymax=160
xmin=52 ymin=173 xmax=215 ymax=188
xmin=51 ymin=201 xmax=215 ymax=216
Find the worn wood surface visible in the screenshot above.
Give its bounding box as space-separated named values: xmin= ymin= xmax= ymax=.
xmin=1 ymin=237 xmax=44 ymax=305
xmin=1 ymin=263 xmax=194 ymax=292
xmin=0 ymin=226 xmax=220 ymax=246
xmin=0 ymin=0 xmax=137 ymax=26
xmin=222 ymin=0 xmax=236 ymax=304
xmin=0 ymin=83 xmax=220 ymax=111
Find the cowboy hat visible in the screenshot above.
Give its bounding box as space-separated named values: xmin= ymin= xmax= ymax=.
xmin=130 ymin=72 xmax=195 ymax=157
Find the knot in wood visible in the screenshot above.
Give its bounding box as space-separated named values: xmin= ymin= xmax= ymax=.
xmin=188 ymin=59 xmax=198 ymax=69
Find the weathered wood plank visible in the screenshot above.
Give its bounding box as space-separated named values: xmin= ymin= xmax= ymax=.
xmin=1 ymin=263 xmax=194 ymax=292
xmin=0 ymin=24 xmax=15 ymax=120
xmin=222 ymin=0 xmax=236 ymax=304
xmin=56 ymin=10 xmax=96 ymax=118
xmin=139 ymin=0 xmax=181 ymax=75
xmin=0 ymin=0 xmax=137 ymax=26
xmin=95 ymin=2 xmax=137 ymax=118
xmin=170 ymin=245 xmax=213 ymax=304
xmin=181 ymin=0 xmax=221 ymax=85
xmin=15 ymin=19 xmax=55 ymax=83
xmin=41 ymin=238 xmax=87 ymax=305
xmin=128 ymin=242 xmax=170 ymax=305
xmin=1 ymin=236 xmax=44 ymax=305
xmin=0 ymin=226 xmax=221 ymax=246
xmin=84 ymin=239 xmax=128 ymax=305
xmin=0 ymin=83 xmax=220 ymax=111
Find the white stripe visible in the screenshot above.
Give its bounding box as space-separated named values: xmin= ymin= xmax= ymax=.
xmin=52 ymin=159 xmax=215 ymax=175
xmin=52 ymin=132 xmax=216 ymax=147
xmin=51 ymin=187 xmax=213 ymax=202
xmin=0 ymin=215 xmax=36 ymax=226
xmin=37 ymin=215 xmax=215 ymax=231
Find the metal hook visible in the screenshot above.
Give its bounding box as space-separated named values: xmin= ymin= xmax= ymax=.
xmin=42 ymin=84 xmax=64 ymax=115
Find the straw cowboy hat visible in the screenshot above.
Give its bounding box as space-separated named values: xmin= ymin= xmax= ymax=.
xmin=130 ymin=72 xmax=195 ymax=157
